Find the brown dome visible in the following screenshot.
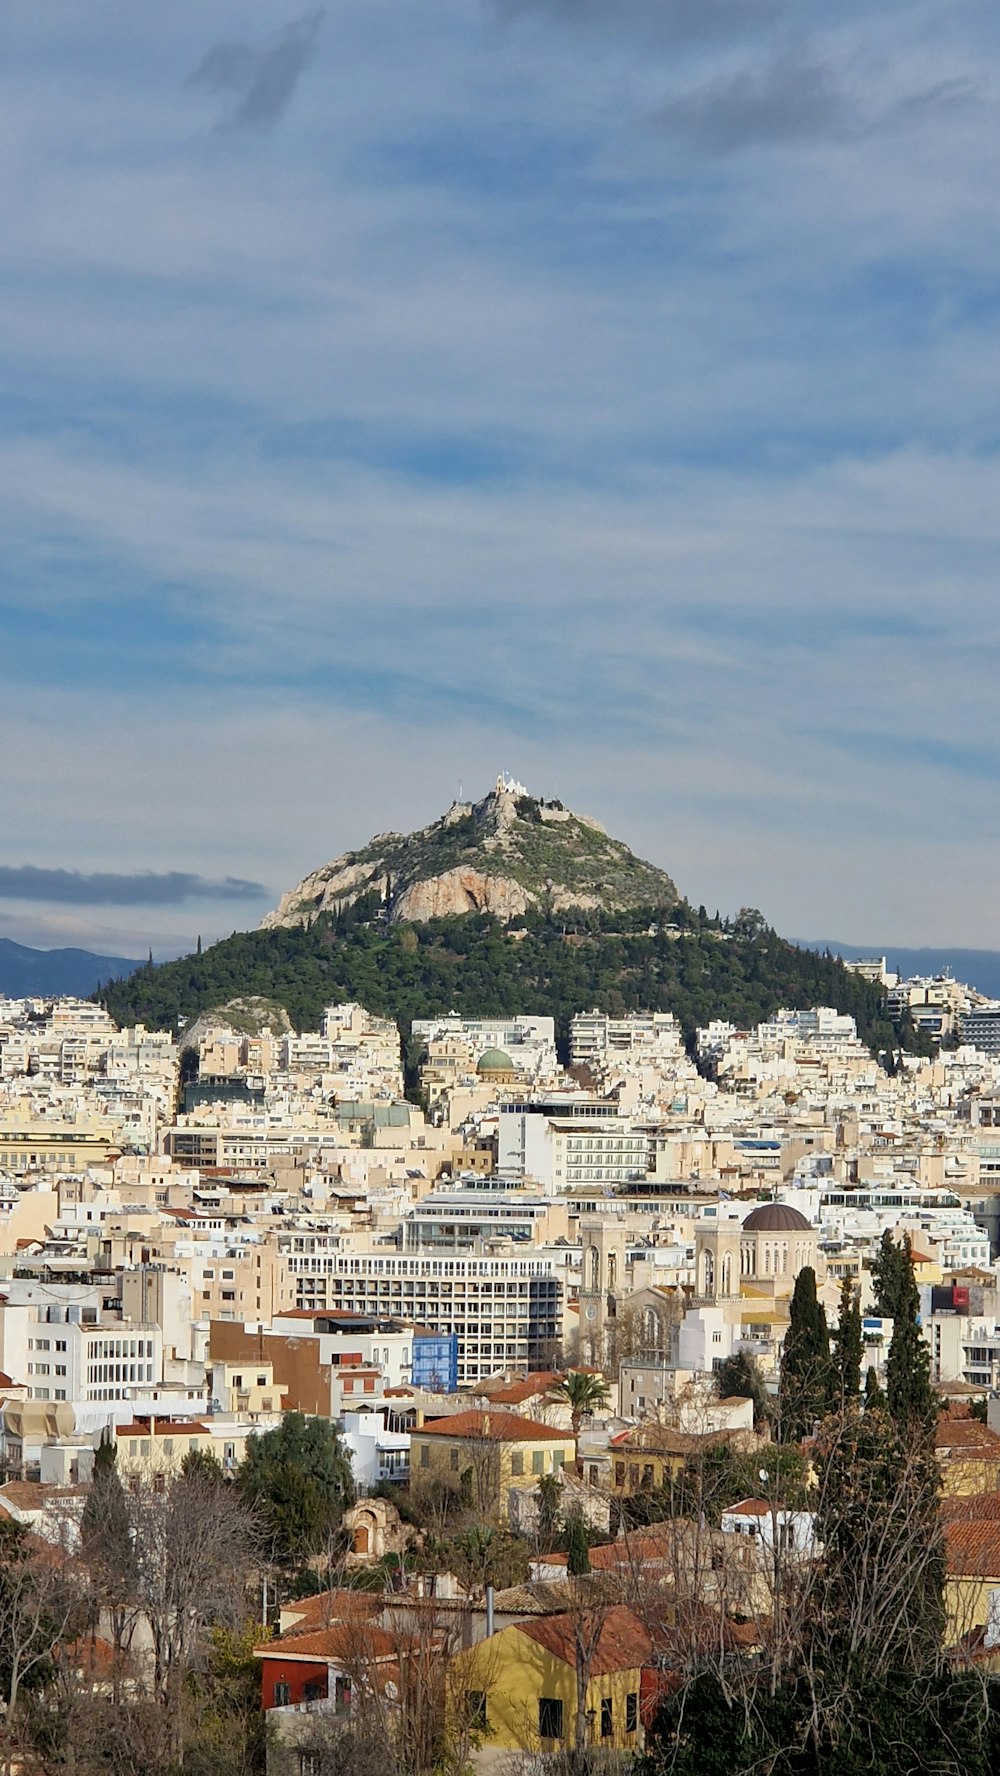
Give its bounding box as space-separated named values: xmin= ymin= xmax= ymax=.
xmin=742 ymin=1203 xmax=812 ymax=1233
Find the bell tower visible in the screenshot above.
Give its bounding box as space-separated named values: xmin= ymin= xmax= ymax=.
xmin=577 ymin=1219 xmax=629 ymax=1367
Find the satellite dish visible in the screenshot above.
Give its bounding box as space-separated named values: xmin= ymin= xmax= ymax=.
xmin=759 ymin=1469 xmax=768 ymax=1483
xmin=384 ymin=1680 xmax=399 ymax=1701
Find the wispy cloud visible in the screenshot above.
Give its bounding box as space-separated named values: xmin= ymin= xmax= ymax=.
xmin=187 ymin=8 xmax=324 ymax=132
xmin=495 ymin=0 xmax=786 ymax=48
xmin=656 ymin=56 xmax=984 ymax=154
xmin=0 ymin=868 xmax=269 ymax=907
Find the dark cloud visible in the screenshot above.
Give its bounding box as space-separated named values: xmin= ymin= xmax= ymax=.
xmin=187 ymin=8 xmax=324 ymax=132
xmin=893 ymin=75 xmax=983 ymax=123
xmin=658 ymin=56 xmax=851 ymax=154
xmin=495 ymin=0 xmax=786 ymax=45
xmin=0 ymin=868 xmax=268 ymax=907
xmin=657 ymin=58 xmax=983 ymax=154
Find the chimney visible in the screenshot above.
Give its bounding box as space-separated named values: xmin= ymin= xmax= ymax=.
xmin=485 ymin=1584 xmax=495 ymax=1638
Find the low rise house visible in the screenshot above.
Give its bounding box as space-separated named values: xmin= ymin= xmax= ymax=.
xmin=451 ymin=1603 xmax=651 ymax=1756
xmin=410 ymin=1410 xmax=575 ymax=1518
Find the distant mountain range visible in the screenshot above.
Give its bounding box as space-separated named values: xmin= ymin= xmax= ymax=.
xmin=798 ymin=942 xmax=1000 ymax=1002
xmin=0 ymin=938 xmax=143 ymax=1000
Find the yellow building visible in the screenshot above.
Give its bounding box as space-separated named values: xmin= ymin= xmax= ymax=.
xmin=936 ymin=1409 xmax=1000 ymax=1497
xmin=115 ymin=1415 xmax=254 ymax=1480
xmin=944 ymin=1514 xmax=1000 ymax=1639
xmin=607 ymin=1424 xmax=751 ymax=1500
xmin=411 ymin=1410 xmax=575 ymax=1518
xmin=452 ymin=1604 xmax=651 ymax=1755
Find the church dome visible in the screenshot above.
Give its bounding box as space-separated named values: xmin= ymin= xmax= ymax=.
xmin=477 ymin=1048 xmax=515 ymax=1075
xmin=741 ymin=1203 xmax=812 ymax=1233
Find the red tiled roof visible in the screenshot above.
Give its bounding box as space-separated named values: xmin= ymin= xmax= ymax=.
xmin=942 ymin=1491 xmax=1000 ymax=1524
xmin=936 ymin=1413 xmax=1000 ymax=1457
xmin=480 ymin=1373 xmax=562 ymax=1406
xmin=117 ymin=1420 xmax=210 ymax=1438
xmin=418 ymin=1410 xmax=572 ymax=1443
xmin=515 ymin=1604 xmax=652 ymax=1675
xmin=281 ymin=1589 xmax=380 ymax=1634
xmin=589 ymin=1527 xmax=678 ymax=1571
xmin=725 ymin=1498 xmax=772 ymax=1517
xmin=257 ymin=1624 xmax=398 ymax=1662
xmin=945 ymin=1520 xmax=1000 ymax=1579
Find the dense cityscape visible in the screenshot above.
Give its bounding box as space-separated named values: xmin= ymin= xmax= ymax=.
xmin=6 ymin=2 xmax=999 ymax=1770
xmin=5 ymin=851 xmax=1000 ymax=1771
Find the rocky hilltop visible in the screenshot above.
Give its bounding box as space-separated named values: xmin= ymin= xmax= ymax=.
xmin=261 ymin=775 xmax=679 ymax=930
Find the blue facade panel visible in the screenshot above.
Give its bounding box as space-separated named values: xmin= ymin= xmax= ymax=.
xmin=412 ymin=1331 xmax=458 ymax=1394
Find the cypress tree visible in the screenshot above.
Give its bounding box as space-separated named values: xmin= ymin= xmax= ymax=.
xmin=777 ymin=1266 xmax=833 ymax=1441
xmin=565 ymin=1511 xmax=591 ymax=1577
xmin=865 ymin=1364 xmax=884 ymax=1408
xmin=885 ymin=1235 xmax=937 ymax=1431
xmin=871 ymin=1229 xmax=910 ymax=1321
xmin=832 ymin=1275 xmax=863 ymax=1404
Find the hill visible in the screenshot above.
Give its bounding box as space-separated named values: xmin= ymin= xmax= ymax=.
xmin=100 ymin=785 xmax=913 ymax=1061
xmin=262 ymin=775 xmax=679 ymax=929
xmin=0 ymin=937 xmax=141 ymax=1000
xmin=101 ymin=898 xmax=903 ymax=1061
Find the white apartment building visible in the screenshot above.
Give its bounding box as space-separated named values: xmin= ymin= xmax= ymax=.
xmin=498 ymin=1107 xmax=648 ymax=1194
xmin=411 ymin=1014 xmax=557 ymax=1075
xmin=285 ymin=1248 xmax=563 ymax=1384
xmin=569 ymin=1009 xmax=683 ymax=1065
xmin=962 ymin=1006 xmax=1000 ymax=1056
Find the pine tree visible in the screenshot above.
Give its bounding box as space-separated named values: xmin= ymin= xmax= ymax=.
xmin=832 ymin=1276 xmax=863 ymax=1404
xmin=777 ymin=1266 xmax=833 ymax=1441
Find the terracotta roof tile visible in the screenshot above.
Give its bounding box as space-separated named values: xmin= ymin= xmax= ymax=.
xmin=942 ymin=1491 xmax=1000 ymax=1523
xmin=257 ymin=1623 xmax=399 ymax=1662
xmin=418 ymin=1410 xmax=572 ymax=1442
xmin=945 ymin=1520 xmax=1000 ymax=1578
xmin=515 ymin=1604 xmax=653 ymax=1675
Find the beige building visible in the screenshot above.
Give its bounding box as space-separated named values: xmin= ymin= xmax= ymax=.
xmin=411 ymin=1408 xmax=575 ymax=1519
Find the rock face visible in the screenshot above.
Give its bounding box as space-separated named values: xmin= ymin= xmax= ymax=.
xmin=262 ymin=777 xmax=678 ymax=931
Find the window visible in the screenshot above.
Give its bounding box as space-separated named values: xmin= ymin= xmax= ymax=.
xmin=538 ymin=1698 xmax=563 ymax=1741
xmin=335 ymin=1675 xmax=352 ymax=1714
xmin=626 ymin=1692 xmax=638 ymax=1734
xmin=511 ymin=1451 xmax=524 ymax=1476
xmin=532 ymin=1449 xmax=544 ymax=1475
xmin=601 ymin=1698 xmax=613 ymax=1739
xmin=450 ymin=1447 xmax=460 ymax=1471
xmin=300 ymin=1755 xmax=319 ymax=1776
xmin=420 ymin=1443 xmax=430 ymax=1468
xmin=465 ymin=1690 xmax=488 ymax=1731
xmin=273 ymin=1681 xmax=290 ymax=1707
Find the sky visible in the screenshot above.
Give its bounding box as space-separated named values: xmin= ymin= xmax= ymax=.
xmin=3 ymin=1 xmax=1000 ymax=959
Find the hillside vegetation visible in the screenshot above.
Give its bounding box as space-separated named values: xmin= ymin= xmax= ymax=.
xmin=101 ymin=897 xmax=907 ymax=1060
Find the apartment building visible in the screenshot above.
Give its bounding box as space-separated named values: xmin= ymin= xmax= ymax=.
xmin=283 ymin=1248 xmax=563 ymax=1384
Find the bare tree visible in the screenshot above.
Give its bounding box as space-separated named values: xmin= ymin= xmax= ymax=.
xmin=127 ymin=1469 xmax=259 ymax=1749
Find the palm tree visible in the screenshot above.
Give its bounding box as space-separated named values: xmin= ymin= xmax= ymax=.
xmin=547 ymin=1370 xmax=611 ymax=1436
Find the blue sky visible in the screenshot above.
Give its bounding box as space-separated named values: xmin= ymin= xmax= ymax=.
xmin=2 ymin=0 xmax=1000 ymax=957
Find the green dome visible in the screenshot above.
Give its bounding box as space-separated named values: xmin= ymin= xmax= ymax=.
xmin=477 ymin=1047 xmax=515 ymax=1075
